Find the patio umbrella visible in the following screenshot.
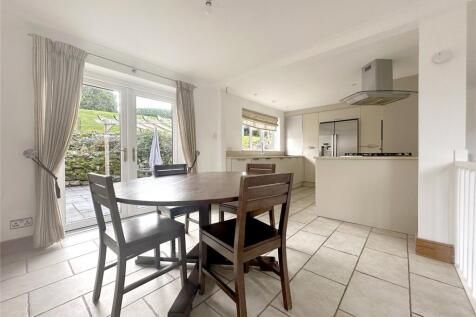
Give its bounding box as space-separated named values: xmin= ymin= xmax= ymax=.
xmin=149 ymin=129 xmax=163 ymax=170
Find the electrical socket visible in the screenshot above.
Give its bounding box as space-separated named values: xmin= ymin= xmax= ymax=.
xmin=10 ymin=217 xmax=33 ymax=229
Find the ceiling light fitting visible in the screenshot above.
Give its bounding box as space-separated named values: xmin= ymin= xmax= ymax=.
xmin=204 ymin=0 xmax=213 ymax=15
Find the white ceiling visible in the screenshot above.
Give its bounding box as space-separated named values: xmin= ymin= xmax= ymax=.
xmin=7 ymin=0 xmax=422 ymax=110
xmin=226 ymin=30 xmax=419 ymax=111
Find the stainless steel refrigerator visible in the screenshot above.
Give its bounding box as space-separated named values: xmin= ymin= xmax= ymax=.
xmin=319 ymin=119 xmax=358 ymax=157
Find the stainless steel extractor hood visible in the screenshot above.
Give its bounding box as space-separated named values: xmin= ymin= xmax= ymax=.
xmin=341 ymin=59 xmax=417 ymax=106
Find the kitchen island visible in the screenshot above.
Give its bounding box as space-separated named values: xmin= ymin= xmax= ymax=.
xmin=315 ymin=156 xmax=418 ymax=234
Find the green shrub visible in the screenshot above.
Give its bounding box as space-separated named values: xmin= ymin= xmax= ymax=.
xmin=65 ymin=130 xmax=172 ymax=186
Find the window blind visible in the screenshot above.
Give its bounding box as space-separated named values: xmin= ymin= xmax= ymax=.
xmin=242 ymin=108 xmax=278 ymax=131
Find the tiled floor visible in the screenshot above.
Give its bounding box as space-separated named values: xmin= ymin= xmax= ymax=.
xmin=1 ymin=186 xmax=475 ymax=317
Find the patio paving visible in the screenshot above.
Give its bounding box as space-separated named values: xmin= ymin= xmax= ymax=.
xmin=65 ymin=186 xmax=101 ymax=224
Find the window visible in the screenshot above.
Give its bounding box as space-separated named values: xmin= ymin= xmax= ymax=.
xmin=241 ymin=109 xmax=279 ymax=150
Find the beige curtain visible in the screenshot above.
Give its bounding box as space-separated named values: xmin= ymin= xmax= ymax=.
xmin=176 ymin=81 xmax=197 ymax=172
xmin=32 ymin=35 xmax=87 ymax=248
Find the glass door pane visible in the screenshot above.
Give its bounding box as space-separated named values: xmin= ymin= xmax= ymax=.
xmin=135 ymin=96 xmax=173 ymax=177
xmin=129 ymin=94 xmax=174 ymax=215
xmin=64 ymin=84 xmax=122 ymax=229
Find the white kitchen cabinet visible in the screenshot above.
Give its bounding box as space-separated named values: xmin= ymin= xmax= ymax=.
xmin=227 ymin=157 xmax=303 ymax=187
xmin=275 ymin=157 xmax=290 ymax=174
xmin=302 ymin=113 xmax=319 ymax=183
xmin=318 ymin=107 xmax=360 ymax=123
xmin=285 ymin=115 xmax=303 ymax=155
xmin=229 ymin=158 xmax=251 ymax=172
xmin=360 ymin=106 xmax=383 ymax=153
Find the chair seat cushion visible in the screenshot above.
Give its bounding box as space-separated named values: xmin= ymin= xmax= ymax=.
xmin=105 ymin=213 xmax=184 ymax=246
xmin=201 ymin=217 xmax=279 ymax=251
xmin=158 ymin=205 xmax=199 ymax=218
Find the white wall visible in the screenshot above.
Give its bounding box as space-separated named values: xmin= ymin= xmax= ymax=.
xmin=1 ymin=10 xmax=37 ymax=241
xmin=418 ymin=4 xmax=468 ymax=244
xmin=467 ymin=2 xmax=476 ymax=161
xmin=220 ymin=91 xmax=285 ymax=158
xmin=383 ymin=75 xmax=418 ymax=155
xmin=194 ymin=85 xmax=222 ymax=172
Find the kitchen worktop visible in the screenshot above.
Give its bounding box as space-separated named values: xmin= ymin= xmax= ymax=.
xmin=315 ymin=156 xmax=418 ymax=160
xmin=227 ymin=155 xmax=303 ymax=159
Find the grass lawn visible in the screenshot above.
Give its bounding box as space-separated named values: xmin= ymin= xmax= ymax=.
xmin=76 ymin=109 xmax=171 ymax=134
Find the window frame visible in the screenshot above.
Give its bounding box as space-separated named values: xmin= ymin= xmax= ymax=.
xmin=241 ymin=124 xmax=278 ymax=151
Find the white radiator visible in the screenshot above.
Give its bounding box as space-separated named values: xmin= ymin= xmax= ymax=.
xmin=455 ymin=161 xmax=476 ymax=300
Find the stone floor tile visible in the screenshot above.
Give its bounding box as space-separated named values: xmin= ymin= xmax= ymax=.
xmin=366 ymin=232 xmax=408 ymax=258
xmin=39 ymin=297 xmax=90 ymax=317
xmin=27 ymin=241 xmax=97 ymax=272
xmin=340 ymin=271 xmax=410 ymax=317
xmin=356 ymin=248 xmax=409 ymax=288
xmin=0 ymin=261 xmax=72 ymax=302
xmin=337 ymin=222 xmax=371 ymax=238
xmin=410 ymin=273 xmax=474 ymax=317
xmin=0 ymin=294 xmax=28 ymax=317
xmin=409 ymin=253 xmax=462 ymax=287
xmin=304 ymin=247 xmax=358 ymax=285
xmin=287 ymin=231 xmax=326 ymax=255
xmin=119 ymin=299 xmax=156 ymax=317
xmin=323 ymin=232 xmax=366 ymax=256
xmin=372 ymin=227 xmax=407 ymax=239
xmin=273 ymin=269 xmax=345 ymax=317
xmin=302 ymin=219 xmax=339 ymax=237
xmin=0 ymin=259 xmax=27 ymax=282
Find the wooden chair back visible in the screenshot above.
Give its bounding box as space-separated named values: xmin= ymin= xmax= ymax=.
xmin=234 ymin=173 xmax=293 ymax=251
xmin=88 ymin=173 xmax=126 ymax=246
xmin=154 ymin=164 xmax=188 ymax=177
xmin=246 ymin=163 xmax=276 ymax=175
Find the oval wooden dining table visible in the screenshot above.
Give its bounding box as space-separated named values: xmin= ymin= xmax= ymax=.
xmin=114 ymin=171 xmax=277 ymax=317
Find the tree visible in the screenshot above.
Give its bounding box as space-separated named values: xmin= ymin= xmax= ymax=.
xmin=80 ymin=85 xmax=117 ymax=112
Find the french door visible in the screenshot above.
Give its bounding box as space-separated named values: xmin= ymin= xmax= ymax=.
xmin=64 ymin=76 xmax=177 ymax=230
xmin=126 ymin=90 xmax=177 ymax=217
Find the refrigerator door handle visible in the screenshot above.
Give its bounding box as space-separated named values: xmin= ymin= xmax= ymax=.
xmin=333 ymin=134 xmax=337 ymax=157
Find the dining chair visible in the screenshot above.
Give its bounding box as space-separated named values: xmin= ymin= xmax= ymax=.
xmin=88 ymin=173 xmax=187 ymax=317
xmin=219 ymin=163 xmax=276 ymax=227
xmin=154 ymin=164 xmax=200 ymax=258
xmin=199 ymin=173 xmax=293 ymax=317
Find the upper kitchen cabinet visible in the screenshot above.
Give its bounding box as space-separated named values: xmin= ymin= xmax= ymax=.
xmin=303 ymin=113 xmax=319 ymax=183
xmin=285 ymin=115 xmax=303 ymax=155
xmin=318 ymin=107 xmax=361 ymax=123
xmin=360 ymin=106 xmax=383 ymax=153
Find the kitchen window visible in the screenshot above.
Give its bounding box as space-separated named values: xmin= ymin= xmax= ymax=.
xmin=241 ymin=109 xmax=278 ymax=151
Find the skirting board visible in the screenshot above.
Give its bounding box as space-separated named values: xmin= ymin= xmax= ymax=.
xmin=1 ymin=236 xmax=34 ymax=255
xmin=416 ymin=238 xmax=454 ymax=264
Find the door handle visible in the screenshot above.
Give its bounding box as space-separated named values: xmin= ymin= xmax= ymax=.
xmin=132 ymin=148 xmax=136 ymax=162
xmin=333 ymin=134 xmax=337 ymax=157
xmin=120 ymin=147 xmax=127 ymax=162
